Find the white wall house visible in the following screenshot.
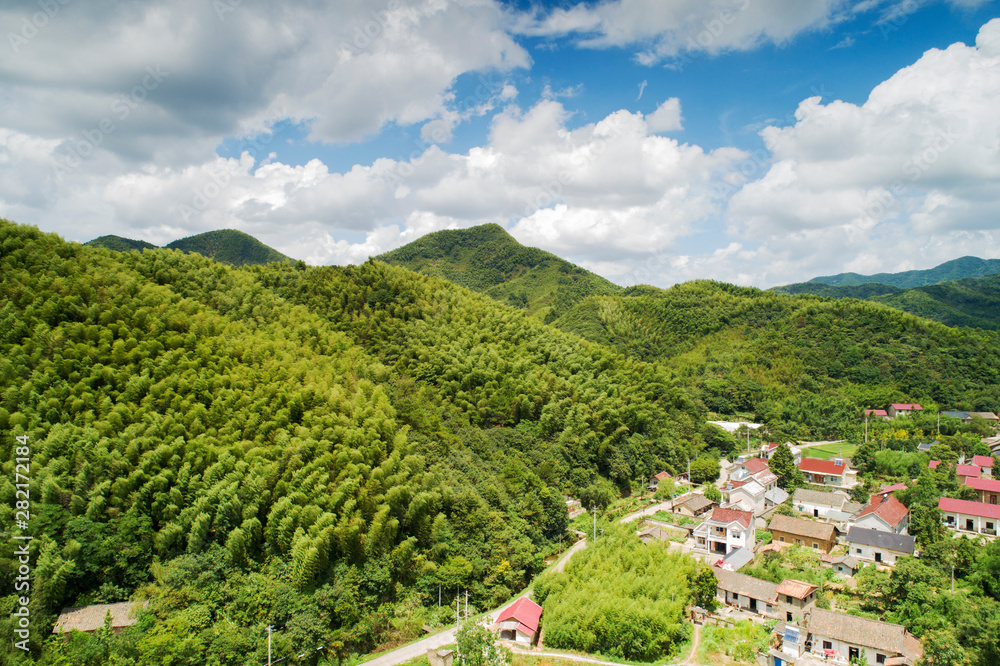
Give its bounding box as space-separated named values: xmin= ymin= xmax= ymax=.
xmin=939 ymin=497 xmax=1000 ymax=537
xmin=846 ymin=527 xmax=915 ymax=567
xmin=694 ymin=507 xmax=753 ymax=555
xmin=805 ymin=608 xmax=923 ymax=666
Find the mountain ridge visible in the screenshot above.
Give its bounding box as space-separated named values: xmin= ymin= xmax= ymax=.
xmin=85 ymin=228 xmax=293 ymax=266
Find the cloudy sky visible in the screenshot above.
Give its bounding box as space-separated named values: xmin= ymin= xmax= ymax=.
xmin=2 ymin=0 xmax=999 ymax=287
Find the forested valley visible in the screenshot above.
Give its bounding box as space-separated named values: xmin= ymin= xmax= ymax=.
xmin=0 ymin=220 xmax=710 ymax=665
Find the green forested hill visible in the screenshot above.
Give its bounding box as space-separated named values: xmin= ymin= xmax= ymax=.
xmin=805 ymin=256 xmax=1000 ymax=288
xmin=552 ymin=281 xmax=1000 ymax=439
xmin=85 ymin=235 xmax=159 ymax=253
xmin=84 ymin=229 xmax=293 ymax=266
xmin=772 ymin=274 xmax=1000 ymax=330
xmin=376 ymin=224 xmax=622 ymax=321
xmin=165 ymin=229 xmax=292 ymax=266
xmin=0 ymin=219 xmax=706 ymax=664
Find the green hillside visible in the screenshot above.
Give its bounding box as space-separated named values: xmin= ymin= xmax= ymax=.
xmin=84 ymin=235 xmax=159 ymax=253
xmin=772 ymin=274 xmax=1000 ymax=330
xmin=552 ymin=281 xmax=1000 ymax=440
xmin=806 ymin=256 xmax=1000 ymax=288
xmin=377 ymin=223 xmax=622 ymax=321
xmin=0 ymin=218 xmax=706 ymax=663
xmin=870 ymin=274 xmax=1000 ymax=330
xmin=166 ymin=228 xmax=292 ymax=266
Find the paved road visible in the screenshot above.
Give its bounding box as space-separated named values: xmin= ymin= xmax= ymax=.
xmin=362 ymin=539 xmax=590 ymax=666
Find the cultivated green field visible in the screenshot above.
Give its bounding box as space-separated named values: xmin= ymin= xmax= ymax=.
xmin=802 ymin=442 xmax=858 ymax=460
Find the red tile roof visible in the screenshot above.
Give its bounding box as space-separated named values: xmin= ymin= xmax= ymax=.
xmin=742 ymin=458 xmax=770 ymax=475
xmin=497 ymin=597 xmax=542 ymax=636
xmin=965 ymin=477 xmax=1000 ymax=493
xmin=878 ymin=483 xmax=907 ymax=495
xmin=776 ymin=579 xmax=818 ymax=600
xmin=890 ymin=403 xmax=922 ymax=411
xmin=929 ymin=460 xmax=941 ymax=470
xmin=864 ymin=409 xmax=888 ymax=416
xmin=938 ymin=497 xmax=1000 ymax=520
xmin=972 ymin=455 xmax=995 ymax=468
xmin=799 ymin=458 xmax=846 ymax=476
xmin=709 ymin=507 xmax=753 ymax=529
xmin=956 ymin=464 xmax=982 ymax=478
xmin=653 ymin=471 xmax=673 ymax=482
xmin=856 ymin=495 xmax=909 ymax=527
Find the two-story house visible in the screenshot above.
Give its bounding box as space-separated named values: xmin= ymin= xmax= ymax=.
xmin=798 ymin=457 xmax=857 ymax=488
xmin=694 ymin=507 xmax=753 ymax=555
xmin=965 ymin=477 xmax=1000 ymax=504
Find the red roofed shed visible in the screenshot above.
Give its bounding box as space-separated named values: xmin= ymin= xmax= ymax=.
xmin=497 ymin=597 xmax=542 ymax=645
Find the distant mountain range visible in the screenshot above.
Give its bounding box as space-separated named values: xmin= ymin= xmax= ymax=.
xmin=772 ymin=257 xmax=1000 ymax=330
xmin=85 ymin=229 xmax=293 ymax=266
xmin=801 ymin=256 xmax=1000 ymax=288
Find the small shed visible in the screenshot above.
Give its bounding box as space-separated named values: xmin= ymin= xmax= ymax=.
xmin=497 ymin=597 xmax=542 ymax=645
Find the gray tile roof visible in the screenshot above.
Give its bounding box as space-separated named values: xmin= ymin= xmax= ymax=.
xmin=765 ymin=488 xmax=789 ymax=505
xmin=846 ymin=527 xmax=915 ymax=554
xmin=806 ymin=608 xmax=920 ymax=659
xmin=721 ymin=546 xmax=755 ymax=571
xmin=713 ymin=569 xmax=778 ymax=602
xmin=792 ymin=488 xmax=846 ymax=508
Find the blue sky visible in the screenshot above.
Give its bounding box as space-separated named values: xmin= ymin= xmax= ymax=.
xmin=2 ymin=0 xmax=999 ymax=287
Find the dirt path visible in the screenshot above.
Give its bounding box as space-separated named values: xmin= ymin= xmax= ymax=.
xmin=675 ymin=622 xmax=702 ymax=665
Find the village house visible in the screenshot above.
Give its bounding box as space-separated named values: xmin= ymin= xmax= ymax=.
xmin=53 ymin=601 xmax=147 ymax=639
xmin=972 ymin=454 xmax=994 ymax=477
xmin=768 ymin=514 xmax=837 ymax=553
xmin=722 ymin=479 xmax=767 ymax=516
xmin=887 ymin=403 xmax=922 ymax=419
xmin=694 ymin=507 xmax=753 ymax=555
xmin=853 ymin=494 xmax=909 ymax=535
xmin=798 ymin=457 xmax=857 ymax=488
xmin=965 ymin=476 xmax=1000 ymax=504
xmin=714 ymin=569 xmax=779 ymax=617
xmin=730 ymin=457 xmax=770 ymax=481
xmin=820 ymin=553 xmax=861 ymax=577
xmin=649 ymin=471 xmax=673 ymax=492
xmin=761 ymin=441 xmax=803 ymax=464
xmin=713 ymin=570 xmax=818 ymax=623
xmin=764 ymin=487 xmax=790 ymax=510
xmin=876 ymin=483 xmax=908 ymax=497
xmin=670 ymin=492 xmax=715 ymax=517
xmin=938 ymin=497 xmax=1000 ymax=536
xmin=864 ymin=408 xmax=890 ymax=420
xmin=942 ymin=410 xmax=974 ymax=423
xmin=791 ymin=488 xmax=852 ymax=519
xmin=775 ymin=579 xmax=819 ymax=623
xmin=804 ymin=607 xmax=923 ymax=665
xmin=847 ymin=527 xmax=915 ymax=566
xmin=496 ymin=597 xmax=542 ymax=645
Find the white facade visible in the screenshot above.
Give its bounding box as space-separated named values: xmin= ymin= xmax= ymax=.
xmin=849 ymin=542 xmax=908 ymax=566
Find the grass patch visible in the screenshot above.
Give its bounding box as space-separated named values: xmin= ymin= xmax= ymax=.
xmin=804 ymin=442 xmax=857 ymax=460
xmin=696 ymin=620 xmax=770 ymax=665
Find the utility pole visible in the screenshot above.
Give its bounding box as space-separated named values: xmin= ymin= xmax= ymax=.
xmin=952 ymin=564 xmax=955 ymax=593
xmin=865 ymin=412 xmax=868 ymax=445
xmin=438 ymin=584 xmax=441 ymax=607
xmin=465 ymin=590 xmax=469 ymax=621
xmin=267 ymin=625 xmax=273 ymax=666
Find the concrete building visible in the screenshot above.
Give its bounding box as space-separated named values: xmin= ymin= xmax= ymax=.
xmin=939 ymin=497 xmax=1000 ymax=536
xmin=847 ymin=527 xmax=915 ymax=567
xmin=853 ymin=495 xmax=909 ymax=535
xmin=694 ymin=507 xmax=753 ymax=555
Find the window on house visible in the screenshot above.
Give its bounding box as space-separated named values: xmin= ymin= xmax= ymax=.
xmin=823 ymin=641 xmax=832 ymax=651
xmin=856 ymin=548 xmax=862 ymax=554
xmin=779 ymin=536 xmax=785 ymax=542
xmin=786 ymin=611 xmax=793 ymax=621
xmin=812 ymin=543 xmax=818 ymax=549
xmin=814 ymin=509 xmax=819 ymax=517
xmin=876 ymin=654 xmax=886 ymax=664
